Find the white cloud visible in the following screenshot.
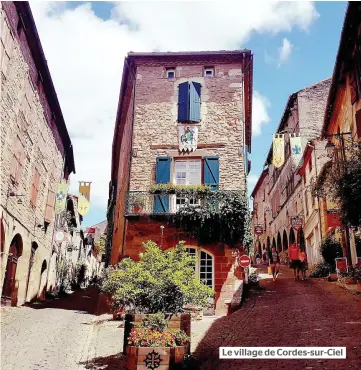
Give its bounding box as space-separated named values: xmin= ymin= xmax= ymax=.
xmin=30 ymin=1 xmax=318 ymax=209
xmin=253 ymin=92 xmax=271 ymax=136
xmin=278 ymin=38 xmax=294 ymax=64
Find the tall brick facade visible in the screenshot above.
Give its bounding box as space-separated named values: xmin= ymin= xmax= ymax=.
xmin=109 ymin=51 xmax=253 ymax=315
xmin=1 ymin=2 xmax=75 ymax=305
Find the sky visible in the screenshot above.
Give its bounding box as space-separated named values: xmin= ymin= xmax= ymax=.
xmin=29 ymin=1 xmax=347 ymax=228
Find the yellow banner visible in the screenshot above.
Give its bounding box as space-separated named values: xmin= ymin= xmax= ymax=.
xmin=272 ymin=134 xmax=285 ymax=168
xmin=78 ymin=182 xmax=91 ymax=216
xmin=55 ymin=180 xmax=69 ymax=214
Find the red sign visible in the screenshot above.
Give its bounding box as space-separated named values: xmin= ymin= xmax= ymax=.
xmin=254 ymin=225 xmax=263 ymax=235
xmin=85 ymin=227 xmax=96 ymax=234
xmin=326 ymin=211 xmax=341 ymax=229
xmin=335 ymin=257 xmax=347 ymax=272
xmin=239 ymin=255 xmax=251 ymax=267
xmin=291 ymin=217 xmax=303 ymax=231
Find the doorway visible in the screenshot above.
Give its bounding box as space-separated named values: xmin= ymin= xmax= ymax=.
xmin=1 ymin=234 xmax=23 ymax=305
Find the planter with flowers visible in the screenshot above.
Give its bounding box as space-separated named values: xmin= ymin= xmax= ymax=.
xmin=101 ymin=240 xmax=214 ymax=363
xmin=351 ymin=266 xmax=361 ymax=291
xmin=126 ymin=314 xmax=189 ymax=370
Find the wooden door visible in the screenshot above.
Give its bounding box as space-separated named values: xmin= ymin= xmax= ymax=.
xmin=2 ymin=244 xmax=18 ymax=300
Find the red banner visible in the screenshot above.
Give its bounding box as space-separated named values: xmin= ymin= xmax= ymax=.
xmin=326 ymin=211 xmax=341 ymax=229
xmin=85 ymin=227 xmax=96 ymax=234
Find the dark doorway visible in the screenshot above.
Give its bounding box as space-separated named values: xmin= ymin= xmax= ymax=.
xmin=25 ymin=242 xmax=38 ymax=302
xmin=283 ymin=230 xmax=288 ymax=250
xmin=289 ymin=228 xmax=296 ymax=245
xmin=277 ymin=232 xmax=282 ymax=252
xmin=2 ymin=234 xmax=23 ymax=305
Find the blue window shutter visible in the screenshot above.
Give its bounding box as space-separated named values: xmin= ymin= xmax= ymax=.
xmin=189 ymin=82 xmax=201 ymax=122
xmin=154 ymin=157 xmax=171 ymax=213
xmin=204 ymin=157 xmax=219 ymax=191
xmin=178 ymin=82 xmax=189 ymax=122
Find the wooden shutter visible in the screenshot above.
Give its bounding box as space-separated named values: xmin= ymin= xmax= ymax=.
xmin=189 ymin=82 xmax=201 ymax=122
xmin=154 ymin=157 xmax=171 ymax=213
xmin=350 ymin=70 xmax=358 ymax=104
xmin=203 ymin=157 xmax=219 ymax=191
xmin=31 ymin=169 xmax=40 ymax=207
xmin=356 ymin=109 xmax=361 ymax=139
xmin=178 ymin=82 xmax=189 ymax=122
xmin=10 ymin=137 xmax=24 ymax=185
xmin=44 ymin=190 xmax=55 ymax=222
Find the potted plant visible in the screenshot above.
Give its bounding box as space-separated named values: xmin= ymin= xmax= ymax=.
xmin=101 ymin=241 xmax=213 ymax=356
xmin=126 ymin=314 xmax=189 ymax=370
xmin=351 ymin=266 xmax=361 ymax=290
xmin=132 ymin=196 xmax=145 ymax=213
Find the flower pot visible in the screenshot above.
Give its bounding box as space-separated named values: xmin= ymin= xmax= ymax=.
xmin=126 ymin=346 xmax=171 ymax=370
xmin=328 ymin=273 xmax=338 ymax=282
xmin=123 ymin=313 xmax=191 ymax=355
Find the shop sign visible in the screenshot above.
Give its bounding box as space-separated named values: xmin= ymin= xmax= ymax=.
xmin=254 ymin=225 xmax=263 ymax=235
xmin=291 ymin=216 xmax=303 ymax=231
xmin=335 ymin=257 xmax=347 ymax=273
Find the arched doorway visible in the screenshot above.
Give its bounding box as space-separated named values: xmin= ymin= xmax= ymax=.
xmin=1 ymin=234 xmax=23 ymax=305
xmin=283 ymin=230 xmax=288 ymax=250
xmin=277 ymin=232 xmax=282 ymax=252
xmin=289 ymin=228 xmax=296 ymax=245
xmin=25 ymin=242 xmax=38 ymax=301
xmin=266 ymin=236 xmax=271 ymax=251
xmin=299 ymin=228 xmax=306 ymax=252
xmin=38 ymin=260 xmax=47 ymax=300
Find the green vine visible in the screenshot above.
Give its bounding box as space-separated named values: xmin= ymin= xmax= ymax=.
xmin=149 ymin=183 xmax=212 ymax=195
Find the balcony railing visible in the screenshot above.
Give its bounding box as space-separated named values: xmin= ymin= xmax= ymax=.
xmin=125 ymin=190 xmax=245 ymax=216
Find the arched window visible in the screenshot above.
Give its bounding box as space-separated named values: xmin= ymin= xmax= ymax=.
xmin=172 ymin=247 xmax=214 ymax=289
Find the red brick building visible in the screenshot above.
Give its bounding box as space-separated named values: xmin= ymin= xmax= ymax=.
xmin=108 ymin=51 xmax=253 ymax=315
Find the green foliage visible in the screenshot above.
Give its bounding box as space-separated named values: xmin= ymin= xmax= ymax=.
xmin=149 ymin=183 xmax=212 ymax=195
xmin=75 ymin=259 xmax=88 ymax=285
xmin=136 ymin=313 xmax=169 ymax=332
xmin=319 ymin=234 xmax=342 ymax=268
xmin=173 ymin=191 xmax=253 ymax=250
xmin=56 ymin=257 xmax=72 ymax=292
xmin=309 ymin=263 xmax=333 ymax=278
xmin=101 ymin=241 xmax=214 ymax=313
xmin=350 ymin=266 xmax=361 ymax=281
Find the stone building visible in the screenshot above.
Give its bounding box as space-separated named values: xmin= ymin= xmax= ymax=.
xmin=1 ymin=2 xmax=75 ymax=305
xmin=108 ymin=50 xmax=253 ymax=315
xmin=317 ymin=2 xmax=361 ymax=265
xmin=251 ymin=79 xmax=331 ymax=267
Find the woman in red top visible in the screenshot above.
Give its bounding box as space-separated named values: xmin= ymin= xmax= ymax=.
xmin=288 ymin=243 xmax=301 ymax=280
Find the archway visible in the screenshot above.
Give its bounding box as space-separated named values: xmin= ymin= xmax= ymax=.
xmin=283 ymin=230 xmax=288 ymax=250
xmin=25 ymin=242 xmax=38 ymax=301
xmin=266 ymin=236 xmax=271 ymax=251
xmin=277 ymin=232 xmax=282 ymax=252
xmin=289 ymin=228 xmax=296 ymax=245
xmin=272 ymin=238 xmax=276 ymax=250
xmin=38 ymin=260 xmax=47 ymax=300
xmin=299 ymin=228 xmax=306 ymax=252
xmin=1 ymin=234 xmax=23 ymax=304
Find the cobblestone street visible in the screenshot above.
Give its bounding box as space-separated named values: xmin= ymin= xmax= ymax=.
xmin=2 ymin=269 xmax=361 ymax=370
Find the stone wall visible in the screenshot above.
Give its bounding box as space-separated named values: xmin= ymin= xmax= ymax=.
xmin=129 ymin=63 xmax=246 ymax=191
xmin=0 ymin=6 xmax=65 ymax=304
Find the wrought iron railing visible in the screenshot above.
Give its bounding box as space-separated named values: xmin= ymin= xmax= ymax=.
xmin=125 ymin=190 xmax=245 ymax=216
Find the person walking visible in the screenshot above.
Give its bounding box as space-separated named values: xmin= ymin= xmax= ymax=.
xmin=269 ymin=247 xmax=280 ymax=281
xmin=262 ymin=248 xmax=268 ymax=265
xmin=299 ymin=249 xmax=308 ymax=280
xmin=288 ymin=243 xmax=301 ymax=281
xmin=255 ymin=252 xmax=261 ymax=265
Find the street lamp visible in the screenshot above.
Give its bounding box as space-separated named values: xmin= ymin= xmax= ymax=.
xmin=325 ymin=140 xmax=336 ymax=158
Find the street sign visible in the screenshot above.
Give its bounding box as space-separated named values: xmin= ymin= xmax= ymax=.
xmin=254 ymin=225 xmax=263 ymax=235
xmin=335 ymin=257 xmax=347 ymax=273
xmin=239 ymin=255 xmax=251 ymax=268
xmin=291 ymin=216 xmax=303 ymax=231
xmin=55 ymin=230 xmax=65 ymax=242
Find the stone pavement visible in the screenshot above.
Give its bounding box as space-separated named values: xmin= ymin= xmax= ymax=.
xmin=193 ymin=265 xmax=361 ymax=369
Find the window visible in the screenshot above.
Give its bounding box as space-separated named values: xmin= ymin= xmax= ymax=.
xmin=10 ymin=136 xmax=24 ymax=186
xmin=178 ymin=81 xmax=201 ymax=122
xmin=184 ymin=247 xmax=214 ymax=289
xmin=44 ymin=190 xmax=55 ymax=222
xmin=30 ymin=168 xmax=40 ymax=207
xmin=174 ymin=160 xmax=201 ymax=211
xmin=204 ymin=67 xmax=214 ymax=77
xmin=166 ymin=69 xmax=175 ymax=79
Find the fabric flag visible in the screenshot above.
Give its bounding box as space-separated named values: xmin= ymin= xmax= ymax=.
xmin=78 ymin=182 xmax=91 ymax=216
xmin=179 ymin=125 xmax=198 ymax=152
xmin=290 ymin=135 xmax=303 ymax=170
xmin=272 ymin=134 xmax=285 ymax=168
xmin=55 ymin=180 xmax=69 ymax=214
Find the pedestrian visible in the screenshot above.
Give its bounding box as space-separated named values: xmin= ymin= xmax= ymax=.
xmin=255 ymin=252 xmax=261 ymax=265
xmin=288 ymin=243 xmax=301 ymax=281
xmin=262 ymin=248 xmax=268 ymax=264
xmin=299 ymin=249 xmax=308 ymax=280
xmin=269 ymin=247 xmax=280 ymax=281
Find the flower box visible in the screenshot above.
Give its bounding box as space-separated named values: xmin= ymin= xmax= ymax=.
xmin=126 ymin=345 xmax=184 ymax=370
xmin=123 ymin=313 xmax=191 ymax=355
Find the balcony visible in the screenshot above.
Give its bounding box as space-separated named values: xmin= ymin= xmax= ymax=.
xmin=125 ymin=190 xmax=245 ymax=216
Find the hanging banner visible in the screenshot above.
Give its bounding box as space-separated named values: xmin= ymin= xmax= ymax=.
xmin=290 ymin=135 xmax=303 ymax=170
xmin=272 ymin=134 xmax=285 ymax=168
xmin=78 ymin=182 xmax=91 ymax=216
xmin=55 ymin=180 xmax=69 ymax=214
xmin=179 ymin=125 xmax=198 ymax=152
